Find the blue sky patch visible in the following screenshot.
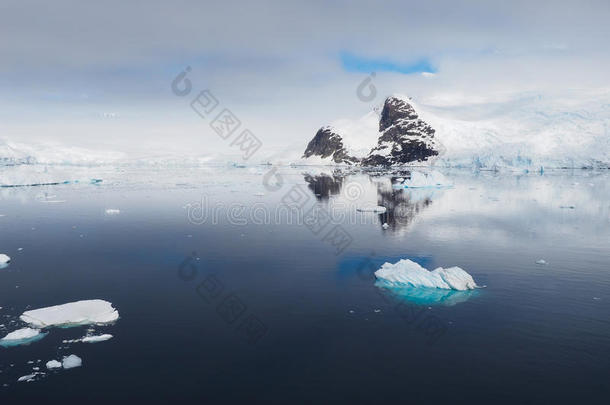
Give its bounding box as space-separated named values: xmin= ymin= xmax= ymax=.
xmin=340 ymin=52 xmax=437 ymax=75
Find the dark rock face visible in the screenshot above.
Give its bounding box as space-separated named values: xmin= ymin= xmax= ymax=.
xmin=303 ymin=96 xmax=440 ymax=166
xmin=362 ymin=97 xmax=439 ymax=166
xmin=302 ymin=127 xmax=359 ymax=164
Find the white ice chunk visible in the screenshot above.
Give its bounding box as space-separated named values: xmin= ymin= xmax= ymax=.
xmin=105 ymin=209 xmax=121 ymax=215
xmin=0 ymin=327 xmax=46 ymax=347
xmin=81 ymin=334 xmax=113 ymax=343
xmin=20 ymin=299 xmax=119 ymax=328
xmin=536 ymin=259 xmax=547 ymax=265
xmin=382 ymin=223 xmax=389 ymax=229
xmin=374 ymin=259 xmax=478 ymax=291
xmin=46 ymin=360 xmax=62 ymax=369
xmin=62 ymin=355 xmax=82 ymax=369
xmin=18 ymin=373 xmax=38 ymax=382
xmin=1 ymin=327 xmax=41 ymax=341
xmin=356 ymin=206 xmax=387 ymax=213
xmin=400 ymin=171 xmax=452 ymax=188
xmin=0 ymin=254 xmax=10 ymax=264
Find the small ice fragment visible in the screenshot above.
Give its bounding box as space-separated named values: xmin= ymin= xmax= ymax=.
xmin=105 ymin=209 xmax=121 ymax=215
xmin=373 ymin=309 xmax=381 ymax=313
xmin=400 ymin=171 xmax=452 ymax=188
xmin=357 ymin=206 xmax=387 ymax=213
xmin=32 ymin=367 xmax=39 ymax=371
xmin=81 ymin=334 xmax=113 ymax=343
xmin=254 ymin=193 xmax=265 ymax=196
xmin=17 ymin=248 xmax=23 ymax=251
xmin=593 ymin=297 xmax=601 ymax=300
xmin=62 ymin=355 xmax=82 ymax=369
xmin=348 ymin=310 xmax=355 ymax=314
xmin=18 ymin=373 xmax=37 ymax=382
xmin=0 ymin=254 xmax=10 ymax=264
xmin=20 ymin=299 xmax=119 ymax=328
xmin=382 ymin=223 xmax=389 ymax=229
xmin=535 ymin=259 xmax=547 ymax=265
xmin=46 ymin=360 xmax=62 ymax=370
xmin=395 ymin=178 xmax=404 ymax=182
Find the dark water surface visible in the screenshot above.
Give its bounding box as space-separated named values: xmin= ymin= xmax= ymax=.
xmin=1 ymin=166 xmax=609 ymax=403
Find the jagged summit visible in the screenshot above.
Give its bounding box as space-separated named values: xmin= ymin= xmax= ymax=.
xmin=362 ymin=96 xmax=441 ymax=166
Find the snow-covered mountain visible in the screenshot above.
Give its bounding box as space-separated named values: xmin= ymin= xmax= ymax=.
xmin=303 ymin=95 xmax=441 ymax=166
xmin=0 ymin=139 xmax=126 ymax=166
xmin=420 ymin=90 xmax=610 ymax=170
xmin=302 ymin=91 xmax=610 ymax=170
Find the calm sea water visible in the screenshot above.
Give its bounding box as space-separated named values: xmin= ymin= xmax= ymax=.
xmin=1 ymin=166 xmax=609 ymax=403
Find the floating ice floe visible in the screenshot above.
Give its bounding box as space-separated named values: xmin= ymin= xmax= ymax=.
xmin=20 ymin=299 xmax=119 ymax=328
xmin=395 ymin=170 xmax=452 ymax=188
xmin=536 ymin=259 xmax=547 ymax=265
xmin=18 ymin=372 xmax=43 ymax=382
xmin=105 ymin=209 xmax=121 ymax=215
xmin=382 ymin=223 xmax=389 ymax=229
xmin=63 ymin=334 xmax=113 ymax=344
xmin=375 ymin=259 xmax=478 ymax=291
xmin=82 ymin=334 xmax=113 ymax=343
xmin=62 ymin=354 xmax=82 ymax=369
xmin=356 ymin=206 xmax=387 ymax=213
xmin=0 ymin=327 xmax=47 ymax=347
xmin=46 ymin=360 xmax=62 ymax=370
xmin=0 ymin=253 xmax=10 ymax=269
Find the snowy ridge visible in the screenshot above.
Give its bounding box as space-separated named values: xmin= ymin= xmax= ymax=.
xmin=302 ymin=90 xmax=610 ymax=170
xmin=417 ymin=90 xmax=610 ymax=170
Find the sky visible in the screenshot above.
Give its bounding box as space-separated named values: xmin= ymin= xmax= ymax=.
xmin=1 ymin=0 xmax=609 ymax=160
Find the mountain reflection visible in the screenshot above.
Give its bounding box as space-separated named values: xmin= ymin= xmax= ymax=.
xmin=302 ymin=171 xmax=437 ymax=232
xmin=303 ymin=172 xmax=344 ymax=200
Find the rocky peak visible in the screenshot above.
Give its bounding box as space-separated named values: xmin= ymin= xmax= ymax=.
xmin=302 ymin=127 xmax=359 ymax=164
xmin=379 ymin=96 xmax=419 ymax=132
xmin=302 ymin=95 xmax=441 ymax=166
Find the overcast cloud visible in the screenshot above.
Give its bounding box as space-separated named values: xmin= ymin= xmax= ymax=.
xmin=1 ymin=0 xmax=609 ymax=158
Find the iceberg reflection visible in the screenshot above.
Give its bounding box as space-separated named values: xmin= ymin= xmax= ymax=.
xmin=375 ymin=280 xmax=479 ymax=306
